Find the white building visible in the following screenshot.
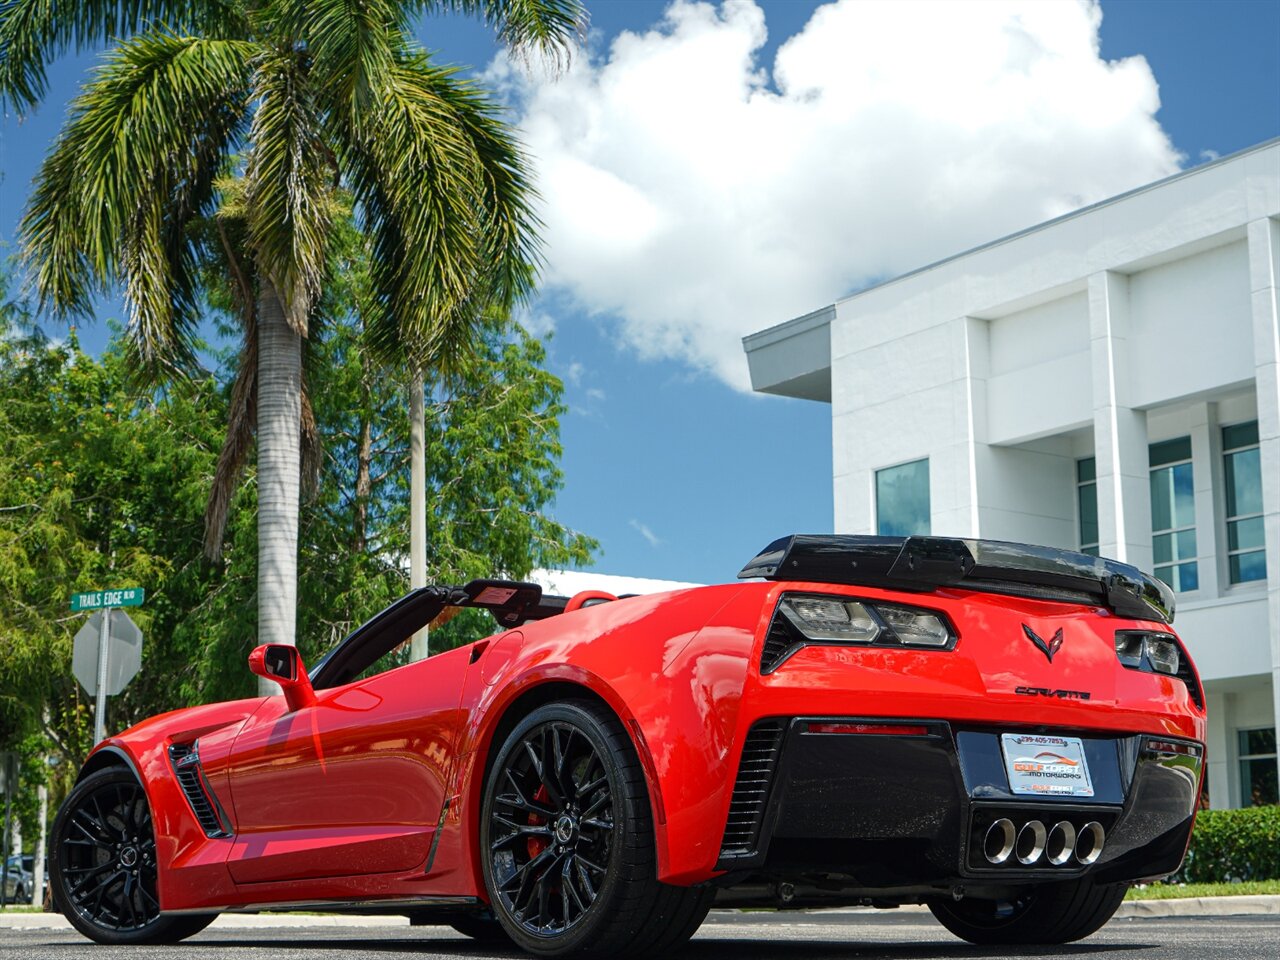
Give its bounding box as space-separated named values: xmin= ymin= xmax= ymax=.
xmin=744 ymin=139 xmax=1280 ymax=810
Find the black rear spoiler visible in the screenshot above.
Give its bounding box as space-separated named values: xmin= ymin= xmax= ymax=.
xmin=739 ymin=535 xmax=1175 ymax=624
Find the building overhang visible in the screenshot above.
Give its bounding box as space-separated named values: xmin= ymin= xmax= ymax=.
xmin=741 ymin=304 xmax=833 ymax=402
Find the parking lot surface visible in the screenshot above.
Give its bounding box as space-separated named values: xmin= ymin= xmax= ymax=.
xmin=2 ymin=910 xmax=1277 ymax=959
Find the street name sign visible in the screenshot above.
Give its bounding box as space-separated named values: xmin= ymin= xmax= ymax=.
xmin=70 ymin=587 xmax=145 ymax=611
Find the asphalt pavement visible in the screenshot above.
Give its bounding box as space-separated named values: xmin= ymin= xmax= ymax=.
xmin=2 ymin=909 xmax=1277 ymax=960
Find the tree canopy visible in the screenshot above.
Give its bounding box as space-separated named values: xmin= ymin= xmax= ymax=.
xmin=0 ymin=258 xmax=595 ymax=821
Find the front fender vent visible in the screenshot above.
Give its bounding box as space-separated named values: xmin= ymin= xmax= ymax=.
xmin=719 ymin=719 xmax=786 ymax=858
xmin=168 ymin=742 xmax=232 ymax=839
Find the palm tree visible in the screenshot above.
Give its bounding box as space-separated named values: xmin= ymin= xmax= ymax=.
xmin=2 ymin=1 xmax=583 ymax=679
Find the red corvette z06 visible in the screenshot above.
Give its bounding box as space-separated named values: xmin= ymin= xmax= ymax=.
xmin=51 ymin=535 xmax=1205 ymax=956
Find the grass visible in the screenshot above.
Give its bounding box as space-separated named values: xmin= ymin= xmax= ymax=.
xmin=1126 ymin=879 xmax=1280 ymax=900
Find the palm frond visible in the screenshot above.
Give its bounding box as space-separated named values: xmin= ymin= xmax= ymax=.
xmin=274 ymin=0 xmax=403 ymax=124
xmin=337 ymin=51 xmax=540 ymax=371
xmin=20 ymin=32 xmax=252 ymax=373
xmin=0 ymin=0 xmax=247 ymax=111
xmin=416 ymin=0 xmax=585 ymax=66
xmin=244 ymin=46 xmax=335 ymax=337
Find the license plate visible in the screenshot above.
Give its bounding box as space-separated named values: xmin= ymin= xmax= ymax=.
xmin=1001 ymin=734 xmax=1094 ymax=798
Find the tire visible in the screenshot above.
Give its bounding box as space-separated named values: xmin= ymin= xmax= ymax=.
xmin=479 ymin=700 xmax=708 ymax=958
xmin=51 ymin=767 xmax=218 ymax=945
xmin=644 ymin=882 xmax=715 ymax=955
xmin=928 ymin=878 xmax=1129 ymax=945
xmin=446 ymin=910 xmax=512 ymax=943
xmin=14 ymin=883 xmax=29 ymax=904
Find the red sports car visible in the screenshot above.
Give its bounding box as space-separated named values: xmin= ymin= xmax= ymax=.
xmin=51 ymin=535 xmax=1205 ymax=956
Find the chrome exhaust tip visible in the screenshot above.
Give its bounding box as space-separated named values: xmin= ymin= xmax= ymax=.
xmin=1046 ymin=821 xmax=1077 ymax=866
xmin=1016 ymin=820 xmax=1047 ymax=865
xmin=984 ymin=818 xmax=1016 ymax=864
xmin=1075 ymin=821 xmax=1105 ymax=865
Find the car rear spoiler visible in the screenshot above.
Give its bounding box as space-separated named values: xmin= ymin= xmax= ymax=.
xmin=738 ymin=534 xmax=1175 ymax=624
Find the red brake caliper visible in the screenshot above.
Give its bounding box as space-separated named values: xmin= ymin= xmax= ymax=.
xmin=528 ymin=784 xmax=551 ymax=860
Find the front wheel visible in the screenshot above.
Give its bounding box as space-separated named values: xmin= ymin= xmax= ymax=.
xmin=480 ymin=700 xmax=708 ymax=958
xmin=927 ymin=878 xmax=1128 ymax=945
xmin=51 ymin=767 xmax=217 ymax=945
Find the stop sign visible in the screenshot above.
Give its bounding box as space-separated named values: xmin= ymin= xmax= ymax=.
xmin=72 ymin=609 xmax=143 ymax=696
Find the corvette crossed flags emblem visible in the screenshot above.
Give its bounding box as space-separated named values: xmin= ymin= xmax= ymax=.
xmin=1022 ymin=624 xmax=1064 ymax=663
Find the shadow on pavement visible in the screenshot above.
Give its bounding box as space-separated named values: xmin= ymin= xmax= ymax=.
xmin=174 ymin=935 xmax=1156 ymax=959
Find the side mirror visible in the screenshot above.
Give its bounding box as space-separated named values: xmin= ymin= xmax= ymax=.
xmin=248 ymin=644 xmax=316 ymax=712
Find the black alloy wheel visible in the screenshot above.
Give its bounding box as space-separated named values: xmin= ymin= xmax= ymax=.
xmin=480 ymin=700 xmax=712 ymax=958
xmin=51 ymin=768 xmax=216 ymax=945
xmin=487 ymin=714 xmax=615 ymax=935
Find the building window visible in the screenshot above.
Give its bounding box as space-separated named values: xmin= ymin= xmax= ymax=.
xmin=1150 ymin=437 xmax=1198 ymax=592
xmin=876 ymin=459 xmax=930 ymax=536
xmin=1077 ymin=457 xmax=1099 ymax=556
xmin=1223 ymin=421 xmax=1266 ymax=584
xmin=1238 ymin=728 xmax=1278 ymax=806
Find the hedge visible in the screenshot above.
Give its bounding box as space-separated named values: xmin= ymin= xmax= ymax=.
xmin=1171 ymin=805 xmax=1280 ymax=883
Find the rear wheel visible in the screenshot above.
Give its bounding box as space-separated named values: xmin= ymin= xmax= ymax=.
xmin=928 ymin=878 xmax=1128 ymax=945
xmin=51 ymin=767 xmax=217 ymax=945
xmin=480 ymin=700 xmax=709 ymax=958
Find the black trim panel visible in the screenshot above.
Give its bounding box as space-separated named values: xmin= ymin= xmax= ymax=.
xmin=714 ymin=718 xmax=1202 ymax=889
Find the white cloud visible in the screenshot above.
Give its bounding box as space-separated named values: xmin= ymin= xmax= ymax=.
xmin=565 ymin=360 xmax=585 ymax=385
xmin=515 ymin=306 xmax=557 ymax=337
xmin=491 ymin=0 xmax=1180 ymax=389
xmin=585 ymin=386 xmax=606 ymax=402
xmin=629 ymin=518 xmax=663 ymax=547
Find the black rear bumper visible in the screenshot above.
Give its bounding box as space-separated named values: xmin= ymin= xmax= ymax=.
xmin=715 ymin=718 xmax=1202 ymax=892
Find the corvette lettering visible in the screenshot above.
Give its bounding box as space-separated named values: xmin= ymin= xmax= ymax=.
xmin=1015 ymin=685 xmax=1092 ymax=700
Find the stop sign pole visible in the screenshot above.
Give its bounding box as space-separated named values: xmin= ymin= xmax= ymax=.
xmin=94 ymin=611 xmax=112 ymax=745
xmin=70 ymin=588 xmax=145 ymax=744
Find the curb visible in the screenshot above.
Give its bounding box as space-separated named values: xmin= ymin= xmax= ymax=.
xmin=1115 ymin=895 xmax=1280 ymax=918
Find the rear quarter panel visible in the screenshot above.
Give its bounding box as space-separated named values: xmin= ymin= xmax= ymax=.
xmin=439 ymin=583 xmax=766 ymax=891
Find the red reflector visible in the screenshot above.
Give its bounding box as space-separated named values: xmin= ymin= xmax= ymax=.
xmin=806 ymin=722 xmax=930 ymax=737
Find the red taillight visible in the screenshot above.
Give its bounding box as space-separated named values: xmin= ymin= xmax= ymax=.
xmin=1146 ymin=738 xmax=1200 ymax=757
xmin=806 ymin=722 xmax=930 ymax=736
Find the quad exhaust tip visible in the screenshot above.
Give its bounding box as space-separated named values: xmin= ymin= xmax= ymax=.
xmin=982 ymin=817 xmax=1105 ymax=866
xmin=1075 ymin=821 xmax=1105 ymax=865
xmin=983 ymin=818 xmax=1016 ymax=865
xmin=1046 ymin=821 xmax=1077 ymax=865
xmin=1016 ymin=820 xmax=1047 ymax=864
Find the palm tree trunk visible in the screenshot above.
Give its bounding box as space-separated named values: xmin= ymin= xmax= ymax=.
xmin=409 ymin=375 xmax=428 ymax=661
xmin=256 ymin=281 xmax=302 ymax=694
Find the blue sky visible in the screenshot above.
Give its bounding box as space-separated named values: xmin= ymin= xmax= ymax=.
xmin=1 ymin=1 xmax=1278 ymax=585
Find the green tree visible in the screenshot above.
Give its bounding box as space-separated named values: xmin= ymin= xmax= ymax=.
xmin=4 ymin=0 xmax=585 ymax=668
xmin=0 ymin=276 xmax=594 ymax=804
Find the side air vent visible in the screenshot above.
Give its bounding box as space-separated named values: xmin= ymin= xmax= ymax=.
xmin=168 ymin=742 xmax=232 ymax=839
xmin=1173 ymin=652 xmax=1205 ymax=711
xmin=719 ymin=719 xmax=786 ymax=858
xmin=760 ymin=610 xmax=798 ymax=673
